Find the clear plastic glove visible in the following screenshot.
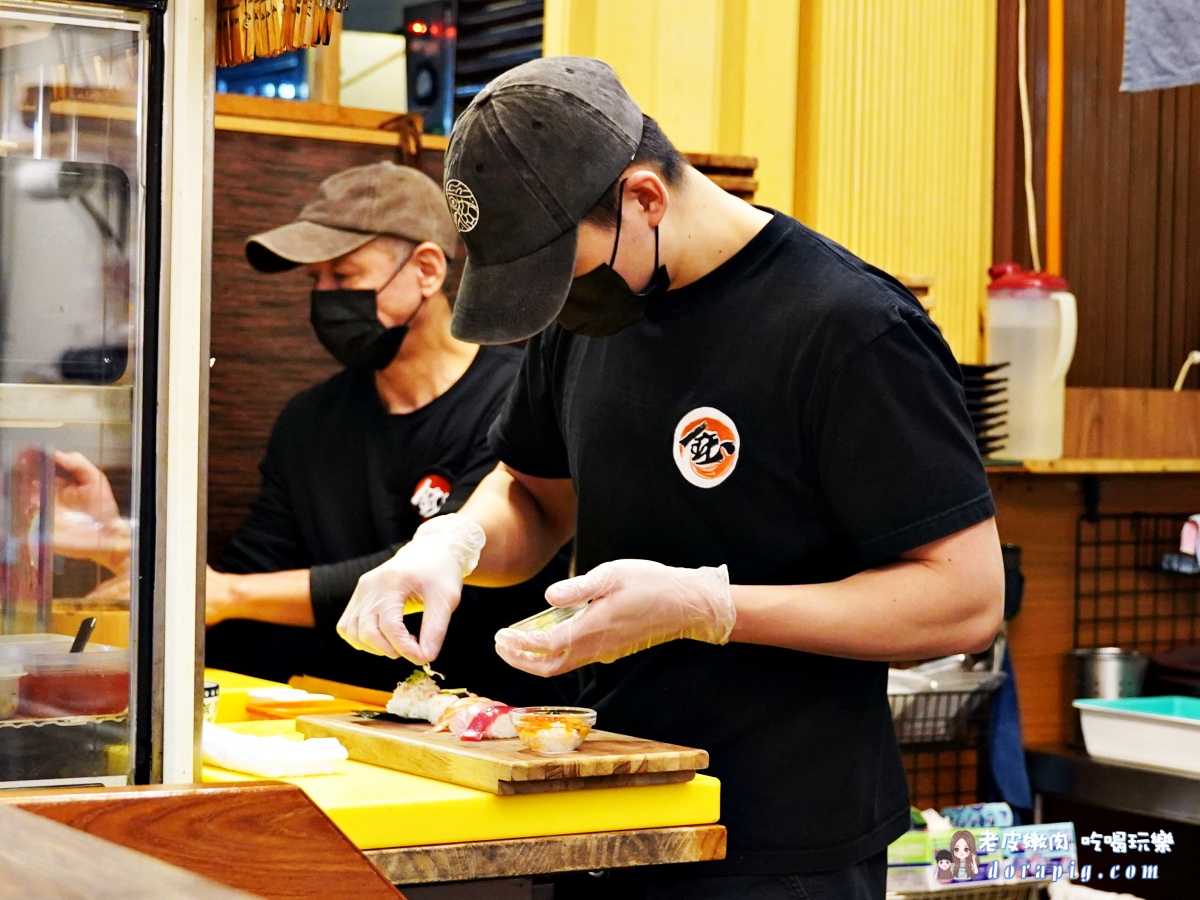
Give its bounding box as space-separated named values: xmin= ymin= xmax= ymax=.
xmin=494 ymin=559 xmax=736 ymax=677
xmin=336 ymin=514 xmax=485 ymax=662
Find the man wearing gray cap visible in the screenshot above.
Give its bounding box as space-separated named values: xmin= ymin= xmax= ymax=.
xmin=205 ymin=161 xmax=562 ymax=701
xmin=339 ymin=60 xmax=1004 ymax=897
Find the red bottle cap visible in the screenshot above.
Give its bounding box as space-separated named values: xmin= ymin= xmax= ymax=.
xmin=988 ymin=263 xmax=1070 ymax=292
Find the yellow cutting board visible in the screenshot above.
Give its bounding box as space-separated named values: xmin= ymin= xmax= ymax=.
xmin=295 ymin=713 xmax=708 ymax=795
xmin=203 ymin=719 xmax=721 ymax=850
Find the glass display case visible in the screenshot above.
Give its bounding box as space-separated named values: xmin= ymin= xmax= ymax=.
xmin=0 ymin=0 xmax=199 ymax=788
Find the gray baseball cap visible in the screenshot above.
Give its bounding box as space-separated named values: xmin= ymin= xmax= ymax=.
xmin=443 ymin=56 xmax=643 ymax=344
xmin=245 ymin=162 xmax=458 ymax=272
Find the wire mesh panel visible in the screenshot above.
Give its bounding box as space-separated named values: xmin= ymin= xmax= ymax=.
xmin=892 ymin=685 xmax=1000 ymax=811
xmin=1075 ymin=513 xmax=1200 ymax=653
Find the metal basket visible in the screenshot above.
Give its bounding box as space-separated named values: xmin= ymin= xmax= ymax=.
xmin=889 ymin=672 xmax=1005 ymax=745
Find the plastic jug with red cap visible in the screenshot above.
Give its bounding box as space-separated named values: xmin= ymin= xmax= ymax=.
xmin=986 ymin=264 xmax=1078 ymax=460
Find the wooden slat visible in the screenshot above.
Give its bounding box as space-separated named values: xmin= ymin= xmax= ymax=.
xmin=1154 ymin=88 xmax=1178 ymax=388
xmin=365 ymin=825 xmax=727 ymax=885
xmin=0 ymin=805 xmax=260 ymax=899
xmin=683 ymin=152 xmax=758 ymax=171
xmin=1126 ymin=89 xmax=1159 ymax=388
xmin=703 ymin=174 xmax=758 ymax=194
xmin=0 ymin=782 xmax=404 ymax=900
xmin=992 ymin=0 xmax=1020 ymax=267
xmin=295 ymin=714 xmax=707 ymax=795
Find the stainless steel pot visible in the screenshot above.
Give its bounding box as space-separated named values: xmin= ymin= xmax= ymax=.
xmin=1072 ymin=647 xmax=1149 ymax=699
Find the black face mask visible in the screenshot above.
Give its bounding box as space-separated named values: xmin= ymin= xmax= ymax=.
xmin=310 ymin=260 xmax=420 ymax=370
xmin=557 ymin=181 xmax=670 ymax=338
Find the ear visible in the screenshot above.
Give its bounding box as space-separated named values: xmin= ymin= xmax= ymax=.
xmin=622 ymin=168 xmax=669 ymax=228
xmin=410 ymin=242 xmax=448 ymax=296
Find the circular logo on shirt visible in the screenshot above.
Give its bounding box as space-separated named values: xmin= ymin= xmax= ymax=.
xmin=673 ymin=407 xmax=740 ymax=488
xmin=444 ymin=179 xmax=479 ymax=233
xmin=411 ymin=473 xmax=453 ymax=519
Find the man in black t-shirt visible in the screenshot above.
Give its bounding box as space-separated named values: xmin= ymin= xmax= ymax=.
xmin=338 ymin=60 xmax=1004 ymax=898
xmin=203 ymin=162 xmax=564 ymax=702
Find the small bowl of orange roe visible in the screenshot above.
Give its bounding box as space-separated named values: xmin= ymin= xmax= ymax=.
xmin=508 ymin=706 xmax=597 ymax=754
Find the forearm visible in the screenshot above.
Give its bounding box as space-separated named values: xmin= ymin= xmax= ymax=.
xmin=458 ymin=465 xmax=574 ymax=588
xmin=208 ymin=569 xmax=315 ymax=628
xmin=730 ymin=558 xmax=1003 ymax=661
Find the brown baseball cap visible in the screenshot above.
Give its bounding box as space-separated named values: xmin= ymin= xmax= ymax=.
xmin=245 ymin=161 xmax=459 ymax=272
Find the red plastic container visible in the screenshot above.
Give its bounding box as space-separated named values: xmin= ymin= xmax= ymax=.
xmin=13 ymin=642 xmax=129 ymax=719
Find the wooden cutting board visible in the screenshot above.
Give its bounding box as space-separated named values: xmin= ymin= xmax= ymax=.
xmin=295 ymin=714 xmax=708 ymax=795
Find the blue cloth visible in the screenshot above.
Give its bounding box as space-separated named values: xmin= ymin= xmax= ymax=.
xmin=1122 ymin=0 xmax=1200 ymax=92
xmin=985 ymin=648 xmax=1034 ymax=822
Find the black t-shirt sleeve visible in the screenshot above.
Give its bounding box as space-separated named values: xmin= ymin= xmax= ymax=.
xmin=811 ymin=313 xmax=995 ymax=565
xmin=309 ymin=545 xmax=400 ymax=635
xmin=215 ymin=409 xmax=309 ymax=575
xmin=488 ymin=334 xmax=572 ymax=479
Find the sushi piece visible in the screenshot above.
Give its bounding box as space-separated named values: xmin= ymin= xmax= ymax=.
xmin=385 ymin=669 xmax=444 ymax=721
xmin=385 ymin=668 xmax=517 ymax=741
xmin=444 ymin=699 xmax=518 ymax=740
xmin=457 ymin=703 xmax=517 ymax=741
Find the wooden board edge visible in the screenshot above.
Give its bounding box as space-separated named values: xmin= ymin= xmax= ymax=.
xmin=365 ymin=825 xmax=727 ymax=884
xmin=498 ymin=770 xmax=696 ymax=795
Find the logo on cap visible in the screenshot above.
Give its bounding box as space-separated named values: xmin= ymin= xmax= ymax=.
xmin=673 ymin=407 xmax=740 ymax=488
xmin=444 ymin=179 xmax=479 ymax=233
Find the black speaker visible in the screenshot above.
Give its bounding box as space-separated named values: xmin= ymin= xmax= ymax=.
xmin=404 ymin=1 xmax=457 ymax=136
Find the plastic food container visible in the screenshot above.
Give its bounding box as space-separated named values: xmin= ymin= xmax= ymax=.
xmin=0 ymin=633 xmax=73 ymax=652
xmin=506 ymin=603 xmax=590 ymax=634
xmin=509 ymin=706 xmax=597 ymax=754
xmin=1074 ymin=695 xmax=1200 ymax=775
xmin=0 ymin=662 xmax=24 ymax=719
xmin=16 ymin=642 xmax=130 ymax=718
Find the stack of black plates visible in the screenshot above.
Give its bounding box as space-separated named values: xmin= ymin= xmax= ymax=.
xmin=961 ymin=362 xmax=1009 ymax=457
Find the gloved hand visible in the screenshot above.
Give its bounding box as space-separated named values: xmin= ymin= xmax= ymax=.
xmin=337 ymin=514 xmax=485 ymax=662
xmin=52 ymin=451 xmax=130 ymax=571
xmin=494 ymin=559 xmax=736 ymax=677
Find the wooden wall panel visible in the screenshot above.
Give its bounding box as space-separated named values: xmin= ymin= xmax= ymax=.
xmin=208 ymin=131 xmax=441 ymax=562
xmin=993 ymin=0 xmax=1047 ymax=273
xmin=995 ymin=0 xmax=1200 ymax=389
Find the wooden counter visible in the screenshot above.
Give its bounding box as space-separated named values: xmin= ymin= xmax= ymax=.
xmin=0 ymin=782 xmax=404 ymax=899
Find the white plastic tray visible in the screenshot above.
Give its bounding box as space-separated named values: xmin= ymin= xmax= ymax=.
xmin=1074 ymin=696 xmax=1200 ymax=775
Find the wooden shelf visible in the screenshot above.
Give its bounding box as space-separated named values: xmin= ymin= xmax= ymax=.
xmin=986 ymin=458 xmax=1200 ymax=474
xmin=0 ymin=383 xmax=132 ymax=427
xmin=214 ymin=94 xmax=422 ymax=155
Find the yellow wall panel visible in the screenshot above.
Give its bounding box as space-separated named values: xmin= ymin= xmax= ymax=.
xmin=544 ymin=0 xmax=995 ymax=361
xmin=796 ymin=0 xmax=996 ymax=361
xmin=742 ymin=0 xmax=799 ymax=213
xmin=544 ymin=0 xmax=800 ymax=213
